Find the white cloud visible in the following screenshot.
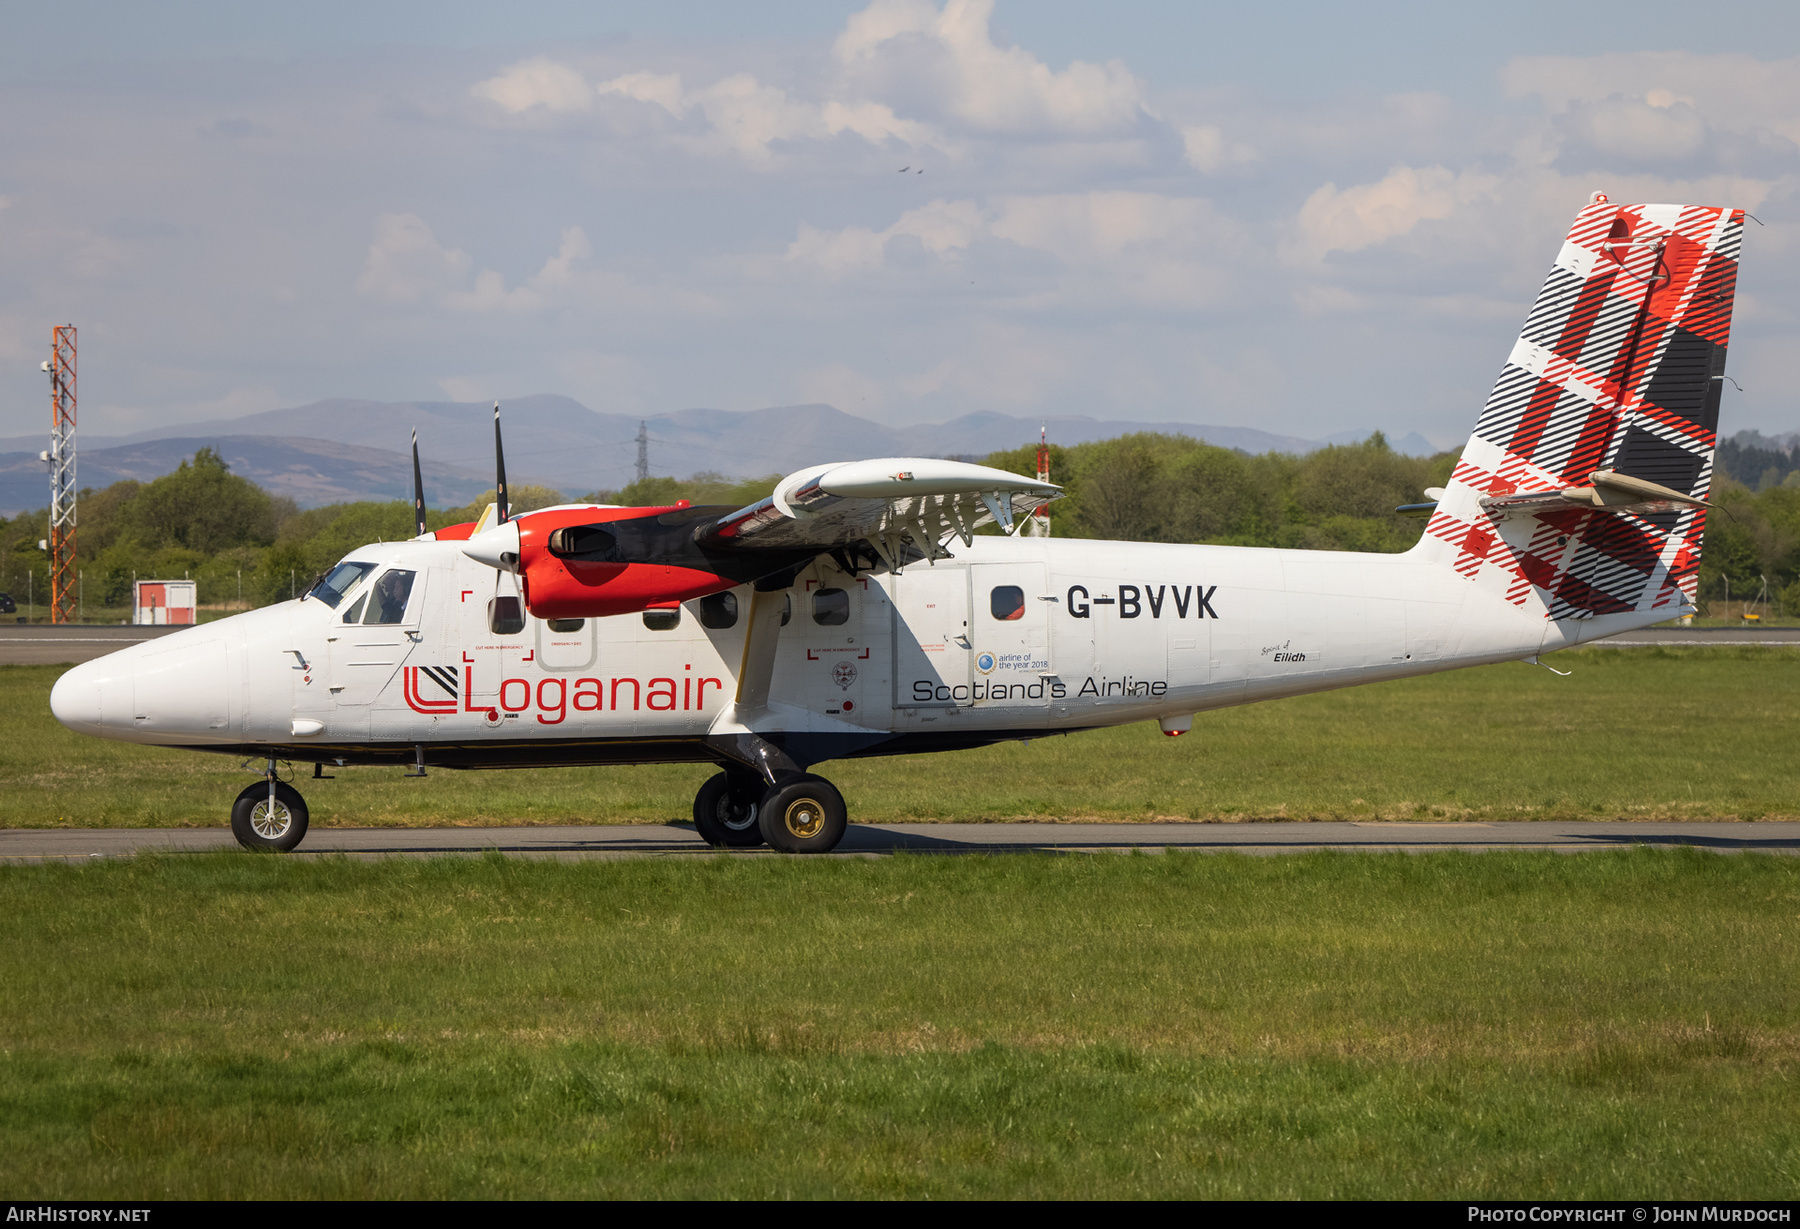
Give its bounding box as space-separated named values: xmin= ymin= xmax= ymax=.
xmin=1503 ymin=52 xmax=1800 ymax=148
xmin=1289 ymin=165 xmax=1500 ymax=263
xmin=821 ymin=99 xmax=939 ymax=147
xmin=472 ymin=56 xmax=594 ymax=113
xmin=596 ymin=71 xmax=686 ymax=117
xmin=786 ymin=198 xmax=984 ymax=274
xmin=834 ymin=0 xmax=1144 ymax=136
xmin=357 ymin=217 xmax=597 ymax=314
xmin=1559 ymin=94 xmax=1709 ymax=166
xmin=1180 ymin=125 xmax=1256 ymax=173
xmin=449 ymin=226 xmax=592 ymax=313
xmin=354 ymin=213 xmax=472 ymax=304
xmin=684 ymin=74 xmax=826 ymax=164
xmin=784 ymin=190 xmax=1236 ymax=309
xmin=895 ymin=321 xmax=1077 ymax=408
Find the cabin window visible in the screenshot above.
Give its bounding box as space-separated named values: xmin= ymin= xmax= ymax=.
xmin=699 ymin=591 xmax=738 ymax=629
xmin=342 ymin=594 xmax=368 ymax=624
xmin=990 ymin=585 xmax=1026 ymax=621
xmin=308 ymin=561 xmax=375 ymax=609
xmin=643 ymin=606 xmax=681 ymax=631
xmin=363 ymin=570 xmax=417 ymax=624
xmin=546 ymin=618 xmax=585 ymax=633
xmin=780 ymin=593 xmax=791 ymax=626
xmin=488 ymin=596 xmax=525 ymax=636
xmin=813 ymin=587 xmax=849 ymax=626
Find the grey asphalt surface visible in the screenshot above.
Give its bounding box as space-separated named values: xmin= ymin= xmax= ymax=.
xmin=2 ymin=623 xmax=1796 ymax=666
xmin=0 ymin=624 xmax=183 ymax=664
xmin=3 ymin=820 xmax=1795 ymax=862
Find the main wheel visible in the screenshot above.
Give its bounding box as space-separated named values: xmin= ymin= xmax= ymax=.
xmin=230 ymin=781 xmax=310 ymax=852
xmin=693 ymin=772 xmax=765 ymax=847
xmin=757 ymin=774 xmax=847 ymax=854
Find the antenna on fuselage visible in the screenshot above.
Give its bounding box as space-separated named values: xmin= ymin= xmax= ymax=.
xmin=493 ymin=401 xmax=509 ymax=524
xmin=411 ymin=429 xmax=428 ymax=538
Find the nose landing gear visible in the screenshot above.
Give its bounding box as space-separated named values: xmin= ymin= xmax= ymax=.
xmin=231 ymin=778 xmax=310 ymax=851
xmin=691 ymin=770 xmax=848 ymax=854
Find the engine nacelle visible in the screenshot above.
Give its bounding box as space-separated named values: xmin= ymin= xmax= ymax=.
xmin=466 ymin=505 xmax=744 ymax=620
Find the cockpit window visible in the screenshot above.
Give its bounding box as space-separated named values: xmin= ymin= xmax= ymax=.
xmin=362 ymin=569 xmax=417 ymax=624
xmin=308 ymin=561 xmax=376 ymax=609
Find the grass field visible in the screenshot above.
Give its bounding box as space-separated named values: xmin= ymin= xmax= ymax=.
xmin=2 ymin=850 xmax=1796 ymax=1198
xmin=3 ymin=647 xmax=1797 ymax=827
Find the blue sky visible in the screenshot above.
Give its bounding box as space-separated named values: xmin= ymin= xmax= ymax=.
xmin=2 ymin=0 xmax=1796 ymax=472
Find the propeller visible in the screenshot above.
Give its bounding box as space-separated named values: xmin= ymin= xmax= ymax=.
xmin=410 ymin=429 xmax=428 ymax=538
xmin=493 ymin=401 xmax=509 ymax=524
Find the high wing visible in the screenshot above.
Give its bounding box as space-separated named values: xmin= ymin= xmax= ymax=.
xmin=463 ymin=456 xmax=1061 ymax=620
xmin=695 ymin=457 xmax=1061 ymax=571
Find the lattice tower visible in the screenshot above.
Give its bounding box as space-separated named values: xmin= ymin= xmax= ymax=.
xmin=46 ymin=325 xmax=76 ymax=624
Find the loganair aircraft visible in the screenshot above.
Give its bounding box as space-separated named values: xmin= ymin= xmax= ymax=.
xmin=51 ymin=194 xmax=1744 ymax=853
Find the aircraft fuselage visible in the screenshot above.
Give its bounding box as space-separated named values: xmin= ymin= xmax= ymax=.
xmin=50 ymin=532 xmax=1662 ymax=769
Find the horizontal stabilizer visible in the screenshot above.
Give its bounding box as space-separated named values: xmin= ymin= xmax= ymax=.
xmin=1479 ymin=469 xmax=1708 ymax=516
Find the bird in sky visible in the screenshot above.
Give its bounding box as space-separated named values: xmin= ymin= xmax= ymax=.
xmin=898 ymin=166 xmax=909 ymax=172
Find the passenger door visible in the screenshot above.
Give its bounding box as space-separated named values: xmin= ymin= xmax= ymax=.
xmin=888 ymin=566 xmax=969 ymax=709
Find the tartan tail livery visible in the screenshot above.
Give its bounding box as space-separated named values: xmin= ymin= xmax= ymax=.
xmin=1418 ymin=194 xmax=1743 ymax=628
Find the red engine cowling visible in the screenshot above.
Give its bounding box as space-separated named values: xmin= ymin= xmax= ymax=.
xmin=512 ymin=505 xmax=740 ymax=620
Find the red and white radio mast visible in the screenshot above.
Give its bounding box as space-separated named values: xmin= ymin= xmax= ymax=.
xmin=45 ymin=325 xmax=77 ymax=624
xmin=1027 ymin=424 xmax=1051 ymax=537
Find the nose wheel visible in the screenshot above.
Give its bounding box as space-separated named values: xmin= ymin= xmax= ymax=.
xmin=231 ymin=780 xmax=310 ymax=851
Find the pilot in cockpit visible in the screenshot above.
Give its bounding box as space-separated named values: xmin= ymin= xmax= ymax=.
xmin=370 ymin=570 xmax=414 ymax=624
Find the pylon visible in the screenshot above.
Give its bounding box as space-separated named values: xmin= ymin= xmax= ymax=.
xmin=1028 ymin=424 xmax=1051 ymax=537
xmin=46 ymin=326 xmax=76 ymax=624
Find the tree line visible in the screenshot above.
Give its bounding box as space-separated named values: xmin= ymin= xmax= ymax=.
xmin=0 ymin=433 xmax=1792 ymax=617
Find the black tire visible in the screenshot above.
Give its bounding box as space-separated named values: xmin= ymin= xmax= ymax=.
xmin=756 ymin=774 xmax=847 ymax=854
xmin=230 ymin=781 xmax=310 ymax=852
xmin=693 ymin=772 xmax=766 ymax=847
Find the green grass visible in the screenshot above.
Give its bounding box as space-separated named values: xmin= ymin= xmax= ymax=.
xmin=5 ymin=648 xmax=1799 ymax=827
xmin=2 ymin=851 xmax=1797 ymax=1197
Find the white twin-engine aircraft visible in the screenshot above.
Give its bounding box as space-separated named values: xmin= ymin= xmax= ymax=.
xmin=52 ymin=196 xmax=1744 ymax=853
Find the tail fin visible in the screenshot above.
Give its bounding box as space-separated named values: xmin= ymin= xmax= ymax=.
xmin=1419 ymin=197 xmax=1744 ymax=622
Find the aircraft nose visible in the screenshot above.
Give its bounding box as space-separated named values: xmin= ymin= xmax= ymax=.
xmin=50 ymin=632 xmax=235 ymax=743
xmin=49 ymin=658 xmax=117 ymax=735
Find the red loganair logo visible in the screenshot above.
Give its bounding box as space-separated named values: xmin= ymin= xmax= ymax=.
xmin=403 ymin=665 xmax=726 ymax=725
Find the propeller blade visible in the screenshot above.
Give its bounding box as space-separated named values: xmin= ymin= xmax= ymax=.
xmin=493 ymin=401 xmax=509 ymax=524
xmin=411 ymin=429 xmax=428 ymax=538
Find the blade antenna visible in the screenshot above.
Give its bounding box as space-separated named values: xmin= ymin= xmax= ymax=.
xmin=492 ymin=401 xmax=509 ymax=524
xmin=410 ymin=429 xmax=428 ymax=538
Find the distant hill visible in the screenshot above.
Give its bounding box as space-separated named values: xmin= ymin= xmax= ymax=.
xmin=0 ymin=397 xmax=1440 ymax=515
xmin=0 ymin=435 xmax=494 ymax=515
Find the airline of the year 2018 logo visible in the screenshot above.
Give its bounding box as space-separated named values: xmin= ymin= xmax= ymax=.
xmin=1066 ymin=585 xmax=1218 ymax=619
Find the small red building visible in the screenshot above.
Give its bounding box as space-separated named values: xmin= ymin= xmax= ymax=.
xmin=132 ymin=580 xmax=196 ymax=626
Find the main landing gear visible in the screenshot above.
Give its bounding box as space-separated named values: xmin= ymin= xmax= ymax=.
xmin=693 ymin=770 xmax=848 ymax=854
